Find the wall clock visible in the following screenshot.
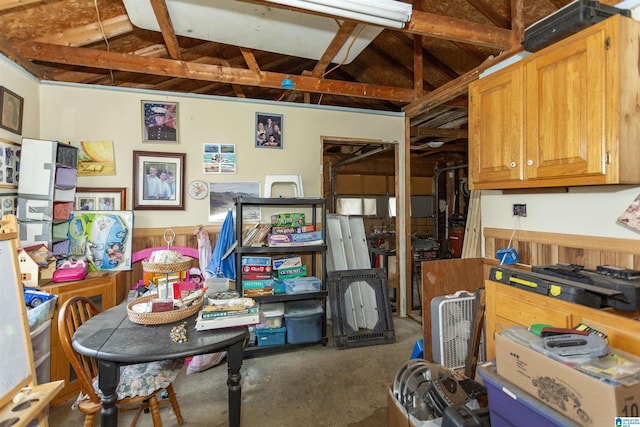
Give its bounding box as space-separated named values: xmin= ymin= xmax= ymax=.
xmin=188 ymin=180 xmax=208 ymax=200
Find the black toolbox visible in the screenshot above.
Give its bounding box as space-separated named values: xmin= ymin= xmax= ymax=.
xmin=523 ymin=0 xmax=630 ymax=52
xmin=489 ymin=265 xmax=604 ymax=308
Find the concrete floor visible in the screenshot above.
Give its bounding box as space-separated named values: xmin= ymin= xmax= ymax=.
xmin=49 ymin=315 xmax=423 ymax=427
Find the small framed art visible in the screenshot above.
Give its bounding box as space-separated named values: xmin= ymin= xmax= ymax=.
xmin=142 ymin=101 xmax=179 ymax=143
xmin=75 ymin=187 xmax=126 ymax=211
xmin=133 ymin=151 xmax=185 ymax=210
xmin=255 ymin=112 xmax=283 ymax=148
xmin=0 ymin=87 xmax=24 ymax=135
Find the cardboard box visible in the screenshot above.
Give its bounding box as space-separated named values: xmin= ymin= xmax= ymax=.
xmin=387 ymin=388 xmax=440 ymax=427
xmin=495 ymin=329 xmax=640 ymax=426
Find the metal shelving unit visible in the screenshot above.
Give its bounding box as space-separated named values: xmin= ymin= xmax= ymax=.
xmin=234 ymin=196 xmax=328 ymax=356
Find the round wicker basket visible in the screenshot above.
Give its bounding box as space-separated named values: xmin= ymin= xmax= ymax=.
xmin=142 ymin=258 xmax=193 ymax=274
xmin=127 ymin=294 xmax=203 ymax=325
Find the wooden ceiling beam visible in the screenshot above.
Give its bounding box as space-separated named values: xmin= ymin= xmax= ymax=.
xmin=20 ymin=41 xmax=415 ymax=102
xmin=0 ymin=35 xmax=49 ymax=79
xmin=0 ymin=0 xmax=41 ymax=11
xmin=240 ymin=47 xmax=261 ymax=72
xmin=34 ymin=15 xmax=133 ymax=47
xmin=402 ymin=45 xmax=523 ymax=117
xmin=405 ymin=10 xmax=514 ymax=50
xmin=149 ymin=0 xmax=182 ymax=60
xmin=312 ymin=21 xmax=358 ymax=78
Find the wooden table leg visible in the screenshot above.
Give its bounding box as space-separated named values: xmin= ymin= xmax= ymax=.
xmin=226 ymin=338 xmax=244 ymax=427
xmin=98 ymin=359 xmax=120 ymax=427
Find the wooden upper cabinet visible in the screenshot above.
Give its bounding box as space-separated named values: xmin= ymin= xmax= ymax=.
xmin=469 ymin=64 xmax=524 ymax=185
xmin=469 ymin=15 xmax=640 ymax=190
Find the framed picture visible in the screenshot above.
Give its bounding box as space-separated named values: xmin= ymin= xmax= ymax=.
xmin=0 ymin=87 xmax=24 ymax=135
xmin=75 ymin=187 xmax=126 ymax=211
xmin=0 ymin=138 xmax=20 ymax=189
xmin=133 ymin=150 xmax=185 ymax=210
xmin=255 ymin=112 xmax=283 ymax=148
xmin=142 ymin=101 xmax=179 ymax=143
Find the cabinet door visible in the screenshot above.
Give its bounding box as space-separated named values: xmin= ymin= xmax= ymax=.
xmin=469 ymin=65 xmax=524 ymax=186
xmin=524 ymin=26 xmax=607 ymax=181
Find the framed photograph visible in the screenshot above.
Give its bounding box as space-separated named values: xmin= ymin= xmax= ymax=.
xmin=255 ymin=112 xmax=283 ymax=149
xmin=133 ymin=151 xmax=185 ymax=210
xmin=75 ymin=187 xmax=126 ymax=211
xmin=0 ymin=138 xmax=20 ymax=189
xmin=142 ymin=101 xmax=179 ymax=143
xmin=0 ymin=87 xmax=24 ymax=135
xmin=209 ymin=181 xmax=260 ymax=223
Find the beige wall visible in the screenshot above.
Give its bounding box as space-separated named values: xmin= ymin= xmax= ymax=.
xmin=38 ymin=83 xmax=405 ymax=228
xmin=0 ymin=57 xmax=40 ymax=144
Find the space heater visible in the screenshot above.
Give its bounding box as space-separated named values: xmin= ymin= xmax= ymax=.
xmin=431 ymin=291 xmax=486 ymax=370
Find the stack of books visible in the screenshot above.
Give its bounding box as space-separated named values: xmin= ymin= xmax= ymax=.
xmin=195 ymin=297 xmax=260 ymax=331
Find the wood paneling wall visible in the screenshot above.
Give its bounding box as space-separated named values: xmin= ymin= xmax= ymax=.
xmin=484 ymin=227 xmax=640 ymax=269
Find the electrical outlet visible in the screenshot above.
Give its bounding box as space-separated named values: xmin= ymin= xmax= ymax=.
xmin=513 ymin=204 xmax=527 ymax=217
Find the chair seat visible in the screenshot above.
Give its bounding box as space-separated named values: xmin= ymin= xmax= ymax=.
xmin=92 ymin=359 xmax=184 ymax=400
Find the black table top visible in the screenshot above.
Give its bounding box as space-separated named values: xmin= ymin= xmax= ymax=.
xmin=73 ymin=302 xmax=247 ymax=364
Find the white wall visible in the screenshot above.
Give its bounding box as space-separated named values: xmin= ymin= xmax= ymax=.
xmin=38 ymin=83 xmax=405 ymax=228
xmin=481 ymin=185 xmax=640 ymax=253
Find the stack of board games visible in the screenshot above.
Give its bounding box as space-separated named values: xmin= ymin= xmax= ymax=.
xmin=195 ymin=296 xmax=260 ymax=331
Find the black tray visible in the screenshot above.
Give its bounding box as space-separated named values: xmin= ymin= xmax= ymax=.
xmin=523 ymin=0 xmax=631 ymax=52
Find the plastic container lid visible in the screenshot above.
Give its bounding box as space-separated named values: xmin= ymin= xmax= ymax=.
xmin=284 ymin=300 xmax=323 ymax=318
xmin=260 ymin=302 xmax=285 ymax=317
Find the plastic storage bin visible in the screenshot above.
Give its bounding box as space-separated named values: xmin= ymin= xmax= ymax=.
xmin=259 ymin=302 xmax=285 ymax=328
xmin=25 ymin=292 xmax=57 ymax=330
xmin=256 ymin=326 xmax=286 ymax=347
xmin=284 ymin=300 xmax=323 ymax=344
xmin=477 ymin=360 xmax=580 ymax=427
xmin=30 ymin=319 xmax=52 ymax=361
xmin=284 ymin=276 xmax=321 ymax=295
xmin=34 ymin=352 xmax=51 ymax=385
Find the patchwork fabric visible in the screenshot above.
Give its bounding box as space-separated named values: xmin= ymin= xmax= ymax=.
xmin=91 ymin=358 xmax=184 ymax=400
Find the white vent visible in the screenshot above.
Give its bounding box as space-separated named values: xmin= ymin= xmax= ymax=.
xmin=431 ymin=291 xmax=486 ymax=370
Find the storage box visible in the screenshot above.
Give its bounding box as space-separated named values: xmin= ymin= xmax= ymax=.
xmin=523 ymin=0 xmax=630 ymax=52
xmin=259 ymin=302 xmax=284 ymax=328
xmin=34 ymin=351 xmax=51 ymax=385
xmin=478 ymin=360 xmax=579 ymax=427
xmin=241 ymin=256 xmax=271 ymax=266
xmin=276 ymin=265 xmax=307 ymax=279
xmin=30 ymin=319 xmax=52 ymax=361
xmin=284 ymin=276 xmax=321 ymax=295
xmin=495 ymin=328 xmax=640 ymax=427
xmin=256 ymin=326 xmax=286 ymax=346
xmin=488 ymin=266 xmax=602 ymax=308
xmin=284 ymin=300 xmax=323 ymax=344
xmin=387 ymin=387 xmax=441 ymax=427
xmin=25 ymin=292 xmax=57 ymax=330
xmin=272 ymin=255 xmax=302 ymax=270
xmin=270 ymin=213 xmax=305 ymax=226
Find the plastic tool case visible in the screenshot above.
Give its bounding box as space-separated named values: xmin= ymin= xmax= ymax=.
xmin=523 ymin=0 xmax=630 ymax=52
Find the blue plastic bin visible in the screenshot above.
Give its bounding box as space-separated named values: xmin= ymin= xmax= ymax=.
xmin=478 ymin=360 xmax=580 ymax=427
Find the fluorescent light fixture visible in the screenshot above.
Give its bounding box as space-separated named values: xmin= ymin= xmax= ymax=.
xmin=265 ymin=0 xmax=413 ymax=28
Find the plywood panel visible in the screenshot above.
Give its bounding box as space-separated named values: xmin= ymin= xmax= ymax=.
xmin=362 ymin=175 xmax=388 ymax=195
xmin=335 ymin=174 xmax=362 ymax=194
xmin=421 ymin=258 xmax=485 ymax=362
xmin=411 ymin=176 xmax=434 ymax=195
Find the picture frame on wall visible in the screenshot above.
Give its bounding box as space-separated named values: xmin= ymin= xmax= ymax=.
xmin=0 ymin=138 xmax=20 ymax=189
xmin=133 ymin=150 xmax=185 ymax=210
xmin=75 ymin=187 xmax=126 ymax=211
xmin=142 ymin=101 xmax=179 ymax=143
xmin=0 ymin=87 xmax=24 ymax=135
xmin=255 ymin=112 xmax=283 ymax=148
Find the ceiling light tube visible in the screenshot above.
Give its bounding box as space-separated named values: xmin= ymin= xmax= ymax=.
xmin=265 ymin=0 xmax=413 ymax=28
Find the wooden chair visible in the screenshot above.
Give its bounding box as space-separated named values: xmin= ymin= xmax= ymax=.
xmin=58 ymin=296 xmax=184 ymax=427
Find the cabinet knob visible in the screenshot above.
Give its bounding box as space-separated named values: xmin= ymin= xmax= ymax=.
xmin=527 ymin=159 xmax=534 ymax=166
xmin=510 ymin=162 xmax=517 ymax=168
